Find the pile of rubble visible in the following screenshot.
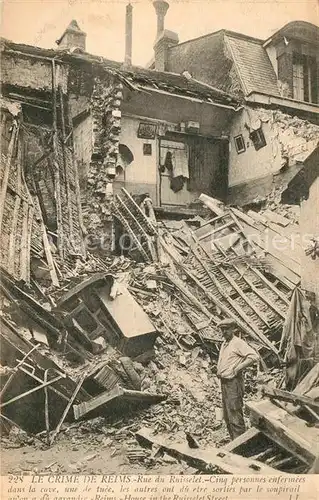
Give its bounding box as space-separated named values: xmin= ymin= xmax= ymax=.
xmin=1 ymin=190 xmax=318 ymax=475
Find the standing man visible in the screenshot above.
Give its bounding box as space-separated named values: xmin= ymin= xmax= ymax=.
xmin=217 ymin=319 xmax=259 ymax=440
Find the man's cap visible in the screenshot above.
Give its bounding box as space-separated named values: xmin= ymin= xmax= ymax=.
xmin=217 ymin=318 xmax=236 ymax=329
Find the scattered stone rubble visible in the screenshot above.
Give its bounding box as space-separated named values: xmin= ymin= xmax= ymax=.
xmin=2 ymin=191 xmax=317 ymax=475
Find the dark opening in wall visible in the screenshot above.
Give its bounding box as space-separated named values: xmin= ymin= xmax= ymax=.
xmin=234 ymin=134 xmax=245 ymax=154
xmin=22 ymin=105 xmax=52 ymax=127
xmin=250 ymin=128 xmax=266 ymax=151
xmin=143 ymin=143 xmax=152 ymax=156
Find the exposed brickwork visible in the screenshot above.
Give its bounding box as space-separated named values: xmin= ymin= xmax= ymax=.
xmin=83 ymin=75 xmax=123 ymax=245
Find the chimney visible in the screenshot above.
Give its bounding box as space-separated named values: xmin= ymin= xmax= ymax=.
xmin=124 ymin=3 xmax=133 ymax=66
xmin=56 ymin=20 xmax=86 ymax=51
xmin=153 ymin=0 xmax=169 ymax=37
xmin=152 ymin=1 xmax=178 ymax=71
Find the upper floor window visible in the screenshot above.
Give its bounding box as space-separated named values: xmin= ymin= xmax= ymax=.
xmin=250 ymin=128 xmax=266 ymax=151
xmin=292 ymin=52 xmax=317 ymax=103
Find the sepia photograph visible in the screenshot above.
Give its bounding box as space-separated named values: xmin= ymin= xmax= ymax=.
xmin=0 ymin=0 xmax=319 ymax=497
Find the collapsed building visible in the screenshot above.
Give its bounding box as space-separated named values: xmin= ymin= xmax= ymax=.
xmin=1 ymin=2 xmax=319 ymax=475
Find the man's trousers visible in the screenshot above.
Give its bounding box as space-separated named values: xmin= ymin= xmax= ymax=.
xmin=220 ymin=374 xmax=246 ymax=440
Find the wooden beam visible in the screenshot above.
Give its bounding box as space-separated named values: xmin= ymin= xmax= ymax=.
xmin=1 ymin=374 xmax=66 ymax=408
xmin=164 ymin=270 xmax=212 ymax=319
xmin=73 ymin=387 xmax=166 ymax=420
xmin=0 ymin=123 xmax=19 ymax=232
xmin=136 ymin=427 xmax=280 ymax=474
xmin=262 ymin=386 xmax=319 ymax=413
xmin=32 ymin=196 xmax=59 ymax=287
xmin=293 ymin=363 xmax=319 ymax=396
xmin=50 ymin=374 xmax=85 ymax=445
xmin=0 ymin=344 xmax=40 ymax=399
xmin=247 ymin=399 xmax=319 ymax=465
xmin=223 ymin=426 xmax=261 ymax=452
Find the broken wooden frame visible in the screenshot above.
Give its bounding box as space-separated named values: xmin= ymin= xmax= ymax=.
xmin=136 ymin=426 xmax=280 ymax=474
xmin=73 ymin=386 xmax=166 ymax=420
xmin=247 ymin=399 xmax=319 ymax=465
xmin=223 ymin=426 xmax=308 ymax=473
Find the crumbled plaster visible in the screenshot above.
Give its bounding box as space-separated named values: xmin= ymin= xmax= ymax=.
xmin=228 ymin=106 xmax=319 ymax=208
xmin=246 ymin=107 xmax=319 ymax=219
xmin=253 ymin=108 xmax=319 ymax=167
xmin=261 ymin=185 xmax=301 ymax=223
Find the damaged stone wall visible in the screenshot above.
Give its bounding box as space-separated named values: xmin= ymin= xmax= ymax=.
xmin=228 ymin=106 xmax=319 ymax=206
xmin=81 ymin=74 xmax=123 ymax=250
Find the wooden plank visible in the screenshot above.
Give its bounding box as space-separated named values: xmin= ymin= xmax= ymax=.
xmin=20 ymin=200 xmax=31 ymax=281
xmin=247 ymin=399 xmax=319 ymax=465
xmin=199 ymin=193 xmax=225 ymax=216
xmin=164 ymin=270 xmax=212 ymax=318
xmin=1 ymin=374 xmax=66 ymax=408
xmin=189 ymin=245 xmax=278 ymax=353
xmin=229 ymin=213 xmax=295 ymax=300
xmin=74 ymin=387 xmax=166 ymax=420
xmin=263 ymin=386 xmax=319 ymax=412
xmin=262 ymin=210 xmax=290 ymax=227
xmin=53 ymin=153 xmax=64 ymax=257
xmin=231 ymin=245 xmax=290 ymax=309
xmin=293 ymin=363 xmax=319 ymax=396
xmin=236 ymin=217 xmax=300 ymax=274
xmin=223 ymin=426 xmax=261 ymax=452
xmin=7 ymin=141 xmax=23 ymax=277
xmin=218 ymin=266 xmax=271 ymax=327
xmin=0 ymin=123 xmax=19 ymax=232
xmin=50 ymin=374 xmax=86 ymax=445
xmin=112 ymin=204 xmax=151 ymax=262
xmin=230 ymin=207 xmax=258 ymax=227
xmin=32 ymin=196 xmax=59 ymax=287
xmin=41 ymin=218 xmax=59 ymax=287
xmin=116 ymin=194 xmax=157 ymax=261
xmin=136 ymin=427 xmax=280 ymax=474
xmin=165 ymin=240 xmax=268 ymax=348
xmin=7 ymin=191 xmax=21 ymax=276
xmin=24 ymin=203 xmax=34 ymax=282
xmin=198 ymin=220 xmax=235 ymax=241
xmin=58 ymin=86 xmax=76 ymax=253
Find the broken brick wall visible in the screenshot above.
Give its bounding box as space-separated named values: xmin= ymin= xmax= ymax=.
xmin=228 ymin=106 xmax=319 ymax=206
xmin=69 ymin=66 xmax=123 ymax=253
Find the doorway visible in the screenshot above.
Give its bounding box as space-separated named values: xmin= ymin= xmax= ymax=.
xmin=159 ymin=139 xmax=194 ymax=206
